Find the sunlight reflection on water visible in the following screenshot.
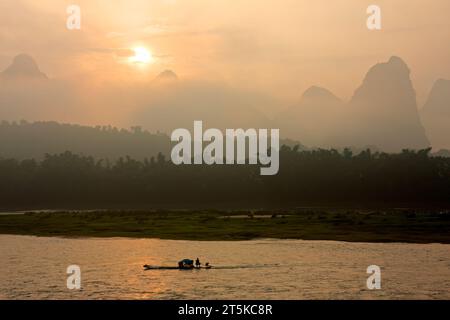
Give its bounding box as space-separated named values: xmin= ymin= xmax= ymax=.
xmin=0 ymin=235 xmax=449 ymax=299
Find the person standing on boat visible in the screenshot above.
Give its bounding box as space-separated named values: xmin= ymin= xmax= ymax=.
xmin=195 ymin=257 xmax=201 ymax=268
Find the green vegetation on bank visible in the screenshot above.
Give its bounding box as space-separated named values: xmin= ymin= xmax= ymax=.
xmin=1 ymin=209 xmax=449 ymax=243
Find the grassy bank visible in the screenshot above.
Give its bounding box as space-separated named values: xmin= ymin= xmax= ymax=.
xmin=0 ymin=209 xmax=449 ymax=243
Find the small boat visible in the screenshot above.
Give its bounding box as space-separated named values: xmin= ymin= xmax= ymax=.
xmin=178 ymin=259 xmax=195 ymax=269
xmin=143 ymin=265 xmax=212 ymax=270
xmin=143 ymin=259 xmax=212 ymax=270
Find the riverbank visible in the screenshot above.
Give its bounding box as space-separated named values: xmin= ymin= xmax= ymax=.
xmin=0 ymin=209 xmax=449 ymax=243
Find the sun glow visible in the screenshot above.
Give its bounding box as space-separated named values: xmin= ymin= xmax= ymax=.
xmin=129 ymin=47 xmax=153 ymax=64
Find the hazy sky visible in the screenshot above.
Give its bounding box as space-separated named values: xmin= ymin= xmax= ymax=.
xmin=1 ymin=0 xmax=449 ymax=107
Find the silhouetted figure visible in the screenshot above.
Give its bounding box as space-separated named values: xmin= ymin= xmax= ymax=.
xmin=195 ymin=258 xmax=201 ymax=268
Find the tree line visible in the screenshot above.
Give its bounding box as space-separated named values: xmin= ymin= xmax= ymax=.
xmin=0 ymin=147 xmax=449 ymax=209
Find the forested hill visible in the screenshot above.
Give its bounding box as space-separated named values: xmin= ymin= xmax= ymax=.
xmin=0 ymin=121 xmax=171 ymax=161
xmin=1 ymin=121 xmax=449 ymax=162
xmin=0 ymin=121 xmax=309 ymax=161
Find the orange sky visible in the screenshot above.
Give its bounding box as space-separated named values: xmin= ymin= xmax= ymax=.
xmin=1 ymin=0 xmax=450 ymax=108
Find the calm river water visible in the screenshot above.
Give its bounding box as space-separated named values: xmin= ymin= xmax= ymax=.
xmin=0 ymin=235 xmax=449 ymax=299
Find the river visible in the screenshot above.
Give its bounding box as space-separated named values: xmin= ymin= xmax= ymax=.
xmin=0 ymin=235 xmax=449 ymax=299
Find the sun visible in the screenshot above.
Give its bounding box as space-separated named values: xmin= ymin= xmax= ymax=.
xmin=129 ymin=47 xmax=153 ymax=64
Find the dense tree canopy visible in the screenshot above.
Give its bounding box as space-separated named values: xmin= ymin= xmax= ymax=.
xmin=0 ymin=147 xmax=449 ymax=209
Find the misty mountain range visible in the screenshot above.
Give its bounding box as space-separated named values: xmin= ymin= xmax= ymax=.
xmin=0 ymin=54 xmax=449 ymax=154
xmin=277 ymin=56 xmax=435 ymax=152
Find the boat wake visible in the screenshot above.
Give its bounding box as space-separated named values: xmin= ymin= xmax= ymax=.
xmin=213 ymin=264 xmax=280 ymax=269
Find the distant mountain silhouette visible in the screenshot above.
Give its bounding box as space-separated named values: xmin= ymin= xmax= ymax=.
xmin=421 ymin=79 xmax=450 ymax=149
xmin=1 ymin=54 xmax=48 ymax=80
xmin=154 ymin=70 xmax=178 ymax=82
xmin=302 ymin=86 xmax=338 ymax=100
xmin=277 ymin=86 xmax=344 ymax=147
xmin=0 ymin=54 xmax=441 ymax=152
xmin=0 ymin=54 xmax=81 ymax=125
xmin=276 ymin=56 xmax=431 ymax=151
xmin=347 ymin=56 xmax=429 ymax=151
